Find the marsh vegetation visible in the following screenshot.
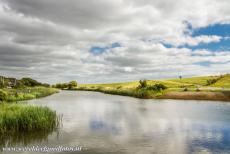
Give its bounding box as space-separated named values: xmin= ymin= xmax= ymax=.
xmin=0 ymin=76 xmax=60 ymax=140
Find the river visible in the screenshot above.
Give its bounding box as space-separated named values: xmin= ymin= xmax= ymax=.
xmin=2 ymin=91 xmax=230 ymax=154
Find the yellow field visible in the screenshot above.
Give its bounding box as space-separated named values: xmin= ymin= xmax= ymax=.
xmin=79 ymin=74 xmax=230 ymax=90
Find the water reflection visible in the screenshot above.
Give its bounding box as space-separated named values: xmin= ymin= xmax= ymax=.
xmin=0 ymin=129 xmax=58 ymax=148
xmin=5 ymin=91 xmax=230 ymax=154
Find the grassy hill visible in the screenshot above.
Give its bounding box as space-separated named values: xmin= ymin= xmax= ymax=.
xmin=76 ymin=74 xmax=230 ymax=101
xmin=210 ymin=74 xmax=230 ymax=88
xmin=79 ymin=74 xmax=229 ymax=89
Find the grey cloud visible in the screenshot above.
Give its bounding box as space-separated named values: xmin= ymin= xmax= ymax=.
xmin=0 ymin=0 xmax=229 ymax=83
xmin=4 ymin=0 xmax=132 ymax=29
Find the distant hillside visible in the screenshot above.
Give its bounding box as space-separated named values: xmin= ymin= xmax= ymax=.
xmin=76 ymin=74 xmax=230 ymax=101
xmin=211 ymin=74 xmax=230 ymax=88
xmin=79 ymin=74 xmax=230 ymax=89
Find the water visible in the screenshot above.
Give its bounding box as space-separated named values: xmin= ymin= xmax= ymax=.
xmin=2 ymin=91 xmax=230 ymax=154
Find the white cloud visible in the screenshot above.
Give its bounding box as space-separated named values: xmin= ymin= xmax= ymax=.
xmin=165 ymin=35 xmax=222 ymax=47
xmin=0 ymin=0 xmax=229 ymax=83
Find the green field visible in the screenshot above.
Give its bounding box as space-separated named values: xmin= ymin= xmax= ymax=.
xmin=79 ymin=74 xmax=229 ymax=89
xmin=76 ymin=74 xmax=230 ymax=100
xmin=211 ymin=75 xmax=230 ymax=88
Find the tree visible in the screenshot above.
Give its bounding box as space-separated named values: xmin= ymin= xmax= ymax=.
xmin=21 ymin=78 xmax=42 ymax=87
xmin=68 ymin=81 xmax=78 ymax=89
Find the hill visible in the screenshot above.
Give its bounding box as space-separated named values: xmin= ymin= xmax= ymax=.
xmin=76 ymin=74 xmax=230 ymax=101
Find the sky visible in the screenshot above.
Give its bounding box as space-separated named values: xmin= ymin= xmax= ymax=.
xmin=0 ymin=0 xmax=230 ymax=83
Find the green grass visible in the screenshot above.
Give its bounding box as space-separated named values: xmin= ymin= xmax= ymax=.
xmin=1 ymin=87 xmax=59 ymax=102
xmin=211 ymin=74 xmax=230 ymax=88
xmin=0 ymin=103 xmax=59 ymax=134
xmin=168 ymin=76 xmax=217 ymax=86
xmin=0 ymin=87 xmax=60 ymax=137
xmin=76 ymin=74 xmax=230 ymax=99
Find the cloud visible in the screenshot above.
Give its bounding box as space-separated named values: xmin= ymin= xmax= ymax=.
xmin=0 ymin=0 xmax=229 ymax=83
xmin=165 ymin=35 xmax=222 ymax=47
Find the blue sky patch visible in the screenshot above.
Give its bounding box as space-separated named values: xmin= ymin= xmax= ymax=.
xmin=162 ymin=42 xmax=174 ymax=48
xmin=90 ymin=42 xmax=121 ymax=55
xmin=192 ymin=24 xmax=230 ymax=37
xmin=188 ymin=38 xmax=230 ymax=51
xmin=179 ymin=23 xmax=230 ymax=51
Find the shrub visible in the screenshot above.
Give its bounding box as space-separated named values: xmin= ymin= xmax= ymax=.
xmin=138 ymin=80 xmax=147 ymax=89
xmin=183 ymin=87 xmax=188 ymax=91
xmin=206 ymin=78 xmax=218 ymax=85
xmin=148 ymin=83 xmax=167 ymax=91
xmin=135 ymin=89 xmax=151 ymax=98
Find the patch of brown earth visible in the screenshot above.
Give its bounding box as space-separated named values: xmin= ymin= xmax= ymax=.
xmin=160 ymin=91 xmax=230 ymax=101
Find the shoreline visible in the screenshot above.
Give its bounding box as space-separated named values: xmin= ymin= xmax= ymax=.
xmin=74 ymin=89 xmax=230 ymax=102
xmin=0 ymin=87 xmax=60 ymax=141
xmin=159 ymin=91 xmax=230 ymax=102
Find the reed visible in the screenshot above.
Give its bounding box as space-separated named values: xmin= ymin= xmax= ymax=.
xmin=0 ymin=103 xmax=59 ymax=134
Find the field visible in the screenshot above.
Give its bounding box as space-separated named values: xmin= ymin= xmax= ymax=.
xmin=76 ymin=74 xmax=230 ymax=101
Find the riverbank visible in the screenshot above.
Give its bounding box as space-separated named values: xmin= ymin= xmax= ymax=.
xmin=0 ymin=86 xmax=60 ymax=140
xmin=74 ymin=74 xmax=230 ymax=101
xmin=75 ymin=87 xmax=230 ymax=101
xmin=159 ymin=91 xmax=230 ymax=101
xmin=0 ymin=86 xmax=59 ymax=102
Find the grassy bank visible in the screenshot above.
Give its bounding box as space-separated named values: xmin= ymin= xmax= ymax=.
xmin=76 ymin=87 xmax=163 ymax=99
xmin=0 ymin=77 xmax=60 ymax=144
xmin=0 ymin=87 xmax=59 ymax=102
xmin=75 ymin=74 xmax=230 ymax=101
xmin=0 ymin=103 xmax=59 ymax=134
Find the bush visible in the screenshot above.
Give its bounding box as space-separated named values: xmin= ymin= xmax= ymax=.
xmin=183 ymin=87 xmax=188 ymax=91
xmin=138 ymin=80 xmax=147 ymax=89
xmin=135 ymin=89 xmax=152 ymax=98
xmin=148 ymin=83 xmax=167 ymax=91
xmin=206 ymin=78 xmax=218 ymax=85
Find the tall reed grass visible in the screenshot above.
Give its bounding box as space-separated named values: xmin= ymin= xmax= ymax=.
xmin=0 ymin=103 xmax=60 ymax=134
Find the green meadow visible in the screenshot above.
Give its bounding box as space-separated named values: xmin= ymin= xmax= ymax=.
xmin=76 ymin=74 xmax=230 ymax=100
